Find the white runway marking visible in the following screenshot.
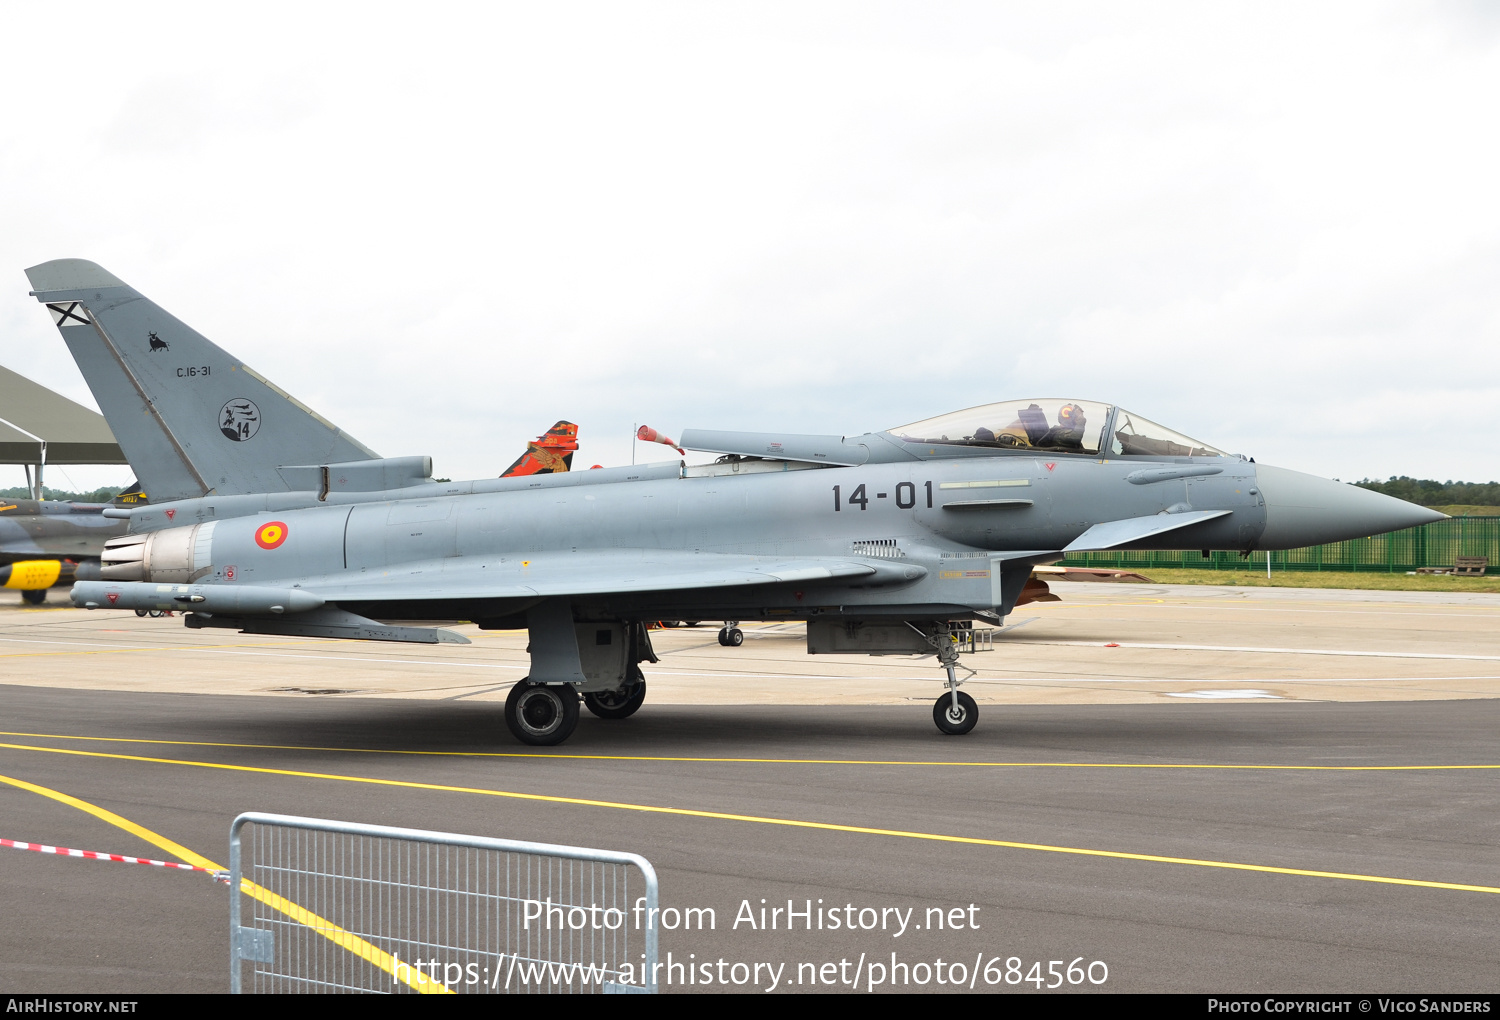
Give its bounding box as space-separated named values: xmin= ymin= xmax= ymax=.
xmin=6 ymin=632 xmax=1500 ymax=689
xmin=1002 ymin=639 xmax=1500 ymax=662
xmin=965 ymin=675 xmax=1500 ymax=684
xmin=0 ymin=635 xmax=121 ymax=649
xmin=23 ymin=643 xmax=1500 ymax=686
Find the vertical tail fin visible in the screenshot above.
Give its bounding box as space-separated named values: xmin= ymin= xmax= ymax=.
xmin=26 ymin=259 xmax=377 ymax=502
xmin=501 ymin=421 xmax=579 ymax=477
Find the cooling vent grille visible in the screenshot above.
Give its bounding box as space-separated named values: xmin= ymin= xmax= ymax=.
xmin=851 ymin=539 xmax=904 ymax=559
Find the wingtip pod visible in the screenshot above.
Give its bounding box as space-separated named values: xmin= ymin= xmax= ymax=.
xmin=25 ymin=258 xmax=128 ymax=295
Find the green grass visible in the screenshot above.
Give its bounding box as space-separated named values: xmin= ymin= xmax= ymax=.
xmin=1427 ymin=505 xmax=1500 ymax=516
xmin=1136 ymin=567 xmax=1500 ymax=593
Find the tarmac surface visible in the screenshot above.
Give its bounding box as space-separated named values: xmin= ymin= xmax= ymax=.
xmin=0 ymin=582 xmax=1497 ymax=993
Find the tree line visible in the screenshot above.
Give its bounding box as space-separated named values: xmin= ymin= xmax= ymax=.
xmin=0 ymin=485 xmax=123 ymax=503
xmin=1353 ymin=478 xmax=1500 ymax=507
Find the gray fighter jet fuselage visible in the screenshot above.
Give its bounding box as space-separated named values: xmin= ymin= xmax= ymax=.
xmin=27 ymin=259 xmax=1443 ymax=744
xmin=80 ymin=427 xmax=1407 ymax=621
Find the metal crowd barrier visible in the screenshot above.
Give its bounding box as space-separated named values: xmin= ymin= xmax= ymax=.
xmin=229 ymin=812 xmax=658 ymax=994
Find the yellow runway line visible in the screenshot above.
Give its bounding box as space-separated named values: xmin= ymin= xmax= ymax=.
xmin=2 ymin=741 xmax=1497 ymax=898
xmin=0 ymin=769 xmax=450 ymax=993
xmin=1 ymin=730 xmax=1497 ymax=771
xmin=0 ymin=771 xmax=217 ymax=870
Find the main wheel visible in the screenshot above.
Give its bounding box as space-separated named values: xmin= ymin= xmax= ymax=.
xmin=718 ymin=627 xmax=743 ymax=647
xmin=20 ymin=589 xmax=46 ymax=605
xmin=505 ymin=680 xmax=580 ymax=746
xmin=933 ymin=690 xmax=978 ymax=735
xmin=583 ymin=678 xmax=647 ymax=720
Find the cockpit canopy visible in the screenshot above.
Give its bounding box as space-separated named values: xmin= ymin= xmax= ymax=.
xmin=888 ymin=399 xmax=1225 ymax=458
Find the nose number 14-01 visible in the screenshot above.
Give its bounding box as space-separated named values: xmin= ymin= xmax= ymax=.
xmin=833 ymin=482 xmax=932 ymax=512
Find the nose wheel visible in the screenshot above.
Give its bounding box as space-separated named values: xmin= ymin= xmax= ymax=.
xmin=505 ymin=680 xmax=580 ymax=745
xmin=718 ymin=622 xmax=743 ymax=646
xmin=933 ymin=690 xmax=977 ymax=735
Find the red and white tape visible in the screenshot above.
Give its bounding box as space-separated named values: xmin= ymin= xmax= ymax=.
xmin=1 ymin=837 xmax=226 ymax=880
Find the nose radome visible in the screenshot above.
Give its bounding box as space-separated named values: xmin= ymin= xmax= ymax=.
xmin=1254 ymin=464 xmax=1447 ymax=550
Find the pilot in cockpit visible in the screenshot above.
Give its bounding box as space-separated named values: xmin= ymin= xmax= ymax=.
xmin=1040 ymin=402 xmax=1087 ymax=450
xmin=976 ymin=402 xmax=1087 ymax=450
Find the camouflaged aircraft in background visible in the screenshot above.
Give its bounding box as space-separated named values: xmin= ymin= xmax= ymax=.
xmin=0 ymin=488 xmax=144 ymax=603
xmin=28 ymin=258 xmax=1444 ymax=745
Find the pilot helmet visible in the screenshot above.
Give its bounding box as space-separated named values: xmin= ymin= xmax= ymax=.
xmin=1058 ymin=403 xmax=1085 ymax=425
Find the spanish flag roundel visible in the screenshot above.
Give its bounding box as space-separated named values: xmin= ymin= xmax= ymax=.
xmin=255 ymin=521 xmax=289 ymax=550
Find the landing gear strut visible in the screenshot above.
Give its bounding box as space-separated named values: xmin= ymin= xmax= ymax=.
xmin=929 ymin=623 xmax=977 ymax=736
xmin=718 ymin=621 xmax=743 ymax=646
xmin=504 ymin=680 xmax=580 ymax=746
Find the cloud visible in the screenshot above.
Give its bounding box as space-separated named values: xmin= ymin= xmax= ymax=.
xmin=1 ymin=2 xmax=1497 ymax=483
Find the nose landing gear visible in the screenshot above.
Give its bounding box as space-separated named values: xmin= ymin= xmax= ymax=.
xmin=717 ymin=622 xmax=743 ymax=646
xmin=928 ymin=623 xmax=978 ymax=736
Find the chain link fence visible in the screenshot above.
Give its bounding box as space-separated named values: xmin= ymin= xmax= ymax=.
xmin=1062 ymin=515 xmax=1499 ymax=574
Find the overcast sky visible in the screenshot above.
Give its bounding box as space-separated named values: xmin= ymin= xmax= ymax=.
xmin=3 ymin=2 xmax=1497 ymax=493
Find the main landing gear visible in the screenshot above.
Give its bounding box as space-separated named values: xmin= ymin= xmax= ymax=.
xmin=20 ymin=589 xmax=45 ymax=605
xmin=583 ymin=669 xmax=646 ymax=720
xmin=505 ymin=670 xmax=649 ymax=744
xmin=930 ymin=623 xmax=978 ymax=736
xmin=717 ymin=621 xmax=743 ymax=646
xmin=504 ymin=680 xmax=580 ymax=746
xmin=503 ymin=616 xmax=660 ymax=746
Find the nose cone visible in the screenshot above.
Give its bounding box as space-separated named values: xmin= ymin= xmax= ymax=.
xmin=1255 ymin=464 xmax=1447 ymax=550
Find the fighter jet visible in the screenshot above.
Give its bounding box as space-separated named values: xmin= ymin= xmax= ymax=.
xmin=28 ymin=259 xmax=1445 ymax=745
xmin=0 ymin=493 xmax=136 ymax=602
